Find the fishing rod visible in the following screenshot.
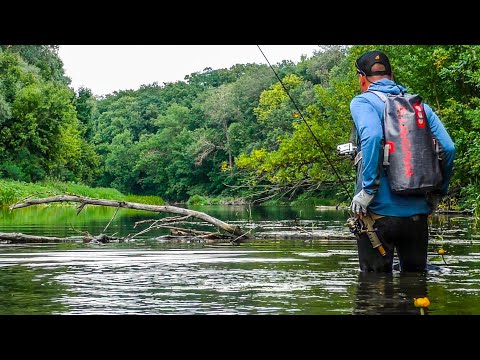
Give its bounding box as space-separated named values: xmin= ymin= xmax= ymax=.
xmin=256 ymin=45 xmax=352 ymax=202
xmin=257 ymin=45 xmax=386 ymax=256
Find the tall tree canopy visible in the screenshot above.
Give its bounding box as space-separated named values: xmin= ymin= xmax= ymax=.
xmin=2 ymin=45 xmax=479 ymax=212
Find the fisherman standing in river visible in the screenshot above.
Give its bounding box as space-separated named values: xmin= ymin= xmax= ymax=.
xmin=349 ymin=50 xmax=455 ymax=272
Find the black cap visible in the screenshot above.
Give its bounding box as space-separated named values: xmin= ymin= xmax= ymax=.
xmin=355 ymin=50 xmax=392 ymax=76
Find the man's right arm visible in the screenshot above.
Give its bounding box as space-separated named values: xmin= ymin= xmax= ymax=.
xmin=424 ymin=103 xmax=455 ymax=195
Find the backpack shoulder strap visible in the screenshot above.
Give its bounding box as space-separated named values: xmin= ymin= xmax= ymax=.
xmin=367 ymin=90 xmax=388 ymax=102
xmin=351 ymin=91 xmax=387 ymax=148
xmin=365 ymin=91 xmax=390 ymax=167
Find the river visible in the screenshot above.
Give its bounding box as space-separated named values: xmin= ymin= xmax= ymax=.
xmin=0 ymin=205 xmax=479 ymax=315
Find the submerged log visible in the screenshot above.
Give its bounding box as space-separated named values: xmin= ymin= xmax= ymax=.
xmin=436 ymin=209 xmax=473 ymax=215
xmin=0 ymin=229 xmax=356 ymax=244
xmin=0 ymin=232 xmax=122 ymax=244
xmin=10 ymin=195 xmax=245 ymax=237
xmin=0 ymin=232 xmax=77 ymax=243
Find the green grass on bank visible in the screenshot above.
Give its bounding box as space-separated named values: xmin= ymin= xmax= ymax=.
xmin=0 ymin=179 xmax=164 ymax=207
xmin=1 ymin=179 xmax=339 ymax=209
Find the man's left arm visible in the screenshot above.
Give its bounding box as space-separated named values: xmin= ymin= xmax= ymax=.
xmin=350 ymin=96 xmax=384 ymax=195
xmin=349 ymin=96 xmax=384 ymax=215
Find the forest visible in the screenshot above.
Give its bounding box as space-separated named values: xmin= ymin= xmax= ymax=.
xmin=1 ymin=45 xmax=479 ymax=215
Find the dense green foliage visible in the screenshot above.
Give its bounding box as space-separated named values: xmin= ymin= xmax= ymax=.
xmin=0 ymin=46 xmax=100 ymax=184
xmin=1 ymin=45 xmax=480 ymax=213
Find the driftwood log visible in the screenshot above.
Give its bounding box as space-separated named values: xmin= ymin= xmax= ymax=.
xmin=10 ymin=195 xmax=245 ymax=236
xmin=0 ymin=232 xmax=74 ymax=243
xmin=0 ymin=232 xmax=120 ymax=244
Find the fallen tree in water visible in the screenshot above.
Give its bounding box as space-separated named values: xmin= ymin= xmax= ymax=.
xmin=5 ymin=195 xmax=247 ymax=244
xmin=1 ymin=194 xmax=360 ymax=245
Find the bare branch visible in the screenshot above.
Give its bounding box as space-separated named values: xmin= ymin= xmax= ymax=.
xmin=76 ymin=202 xmax=87 ymax=215
xmin=134 ymin=215 xmax=191 ymax=227
xmin=155 ymin=225 xmax=217 ymax=235
xmin=195 ymin=141 xmax=217 ymax=166
xmin=10 ymin=195 xmax=245 ymax=236
xmin=103 ymin=206 xmax=120 ymax=233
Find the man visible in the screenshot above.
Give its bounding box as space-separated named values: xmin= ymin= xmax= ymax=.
xmin=349 ymin=50 xmax=455 ymax=272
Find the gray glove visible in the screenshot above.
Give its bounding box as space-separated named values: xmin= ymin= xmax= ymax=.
xmin=350 ymin=189 xmax=374 ymax=215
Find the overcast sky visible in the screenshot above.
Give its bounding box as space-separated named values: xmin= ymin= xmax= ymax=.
xmin=58 ymin=45 xmax=320 ymax=97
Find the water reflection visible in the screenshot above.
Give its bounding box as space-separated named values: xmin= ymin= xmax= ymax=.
xmin=0 ymin=265 xmax=70 ymax=314
xmin=353 ymin=272 xmax=429 ymax=315
xmin=1 ymin=206 xmax=480 ymax=314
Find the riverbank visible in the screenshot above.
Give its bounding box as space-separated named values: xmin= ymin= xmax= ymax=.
xmin=1 ymin=179 xmax=340 ymax=209
xmin=2 ymin=179 xmax=473 ymax=217
xmin=0 ymin=179 xmax=164 ymax=207
xmin=186 ymin=193 xmax=342 ymax=207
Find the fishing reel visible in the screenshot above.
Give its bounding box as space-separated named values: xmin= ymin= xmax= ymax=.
xmin=346 ymin=217 xmax=364 ymax=237
xmin=337 ymin=143 xmax=357 ymax=160
xmin=346 ymin=216 xmax=371 ymax=238
xmin=346 ymin=216 xmax=386 ymax=256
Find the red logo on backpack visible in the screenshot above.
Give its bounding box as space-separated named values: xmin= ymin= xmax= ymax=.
xmin=414 ymin=103 xmax=426 ymax=129
xmin=397 ymin=104 xmax=414 ymax=178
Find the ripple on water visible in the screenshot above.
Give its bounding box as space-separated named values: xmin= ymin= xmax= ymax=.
xmin=1 ymin=219 xmax=480 ymax=315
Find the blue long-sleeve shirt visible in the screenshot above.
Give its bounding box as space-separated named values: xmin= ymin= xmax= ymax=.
xmin=350 ymin=79 xmax=455 ymax=216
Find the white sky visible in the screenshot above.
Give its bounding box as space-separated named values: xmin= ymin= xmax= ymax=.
xmin=58 ymin=45 xmax=320 ymax=97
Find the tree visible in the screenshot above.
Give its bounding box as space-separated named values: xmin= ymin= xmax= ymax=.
xmin=75 ymin=87 xmax=96 ymax=141
xmin=2 ymin=45 xmax=70 ymax=84
xmin=0 ymin=48 xmax=88 ymax=182
xmin=202 ymin=83 xmax=243 ymax=172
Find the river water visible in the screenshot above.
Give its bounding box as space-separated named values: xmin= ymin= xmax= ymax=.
xmin=1 ymin=205 xmax=479 ymax=315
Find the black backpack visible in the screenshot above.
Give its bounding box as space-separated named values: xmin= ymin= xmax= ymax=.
xmin=368 ymin=90 xmax=443 ymax=195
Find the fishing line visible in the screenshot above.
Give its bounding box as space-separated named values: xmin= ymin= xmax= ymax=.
xmin=256 ymin=45 xmax=352 ymax=202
